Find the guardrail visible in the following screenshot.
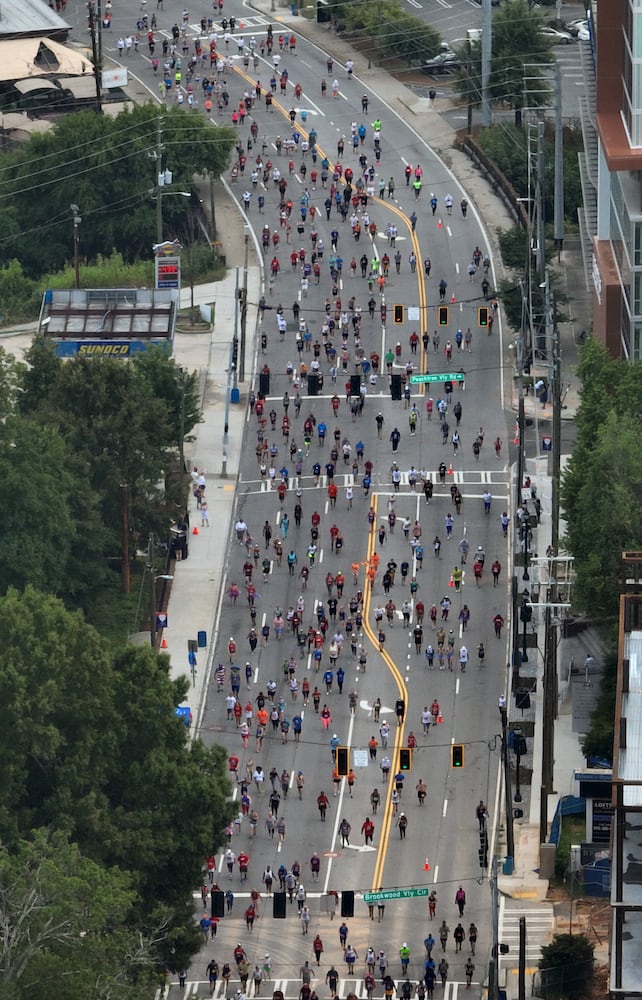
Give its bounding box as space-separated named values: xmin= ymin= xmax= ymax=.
xmin=456 ymin=131 xmax=530 ymax=230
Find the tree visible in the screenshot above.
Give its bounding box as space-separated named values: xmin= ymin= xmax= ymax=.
xmin=131 ymin=347 xmax=202 ymax=469
xmin=563 ymin=410 xmax=642 ymax=617
xmin=0 ymin=106 xmax=236 ymax=279
xmin=0 ymin=416 xmax=106 ymax=601
xmin=342 ymin=0 xmax=441 ymax=66
xmin=539 ymin=934 xmax=594 ymax=1000
xmin=0 ymin=830 xmax=158 ymax=1000
xmin=561 ymin=341 xmax=642 ymax=617
xmin=454 ymin=0 xmax=553 ymax=125
xmin=0 ymin=588 xmax=233 ymax=968
xmin=580 ymin=649 xmax=616 ymax=763
xmin=19 ymin=347 xmax=178 ymax=560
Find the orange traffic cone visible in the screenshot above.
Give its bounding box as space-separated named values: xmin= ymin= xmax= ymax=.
xmin=424 ymin=857 xmax=431 ymax=871
xmin=161 ymin=637 xmax=168 ymax=649
xmin=451 ymin=292 xmax=456 ymax=304
xmin=437 ymin=713 xmax=443 ymax=724
xmin=448 ymin=463 xmax=453 ymax=475
xmin=437 ymin=218 xmax=443 ymax=230
xmin=449 ymin=577 xmax=454 ymax=588
xmin=192 ymin=525 xmax=199 ymax=535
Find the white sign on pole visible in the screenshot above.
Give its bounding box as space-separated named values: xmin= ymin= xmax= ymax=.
xmin=352 ymin=749 xmax=369 ymax=768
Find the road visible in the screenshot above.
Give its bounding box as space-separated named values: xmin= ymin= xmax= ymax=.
xmin=64 ymin=0 xmax=511 ymax=995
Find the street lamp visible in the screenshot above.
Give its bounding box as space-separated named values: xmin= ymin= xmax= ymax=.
xmin=519 ymin=589 xmax=532 ymax=664
xmin=155 ymin=169 xmax=191 ymax=244
xmin=513 ymin=728 xmax=527 ymax=804
xmin=70 ymin=203 xmax=81 ymax=288
xmin=521 ymin=511 xmax=530 ymax=581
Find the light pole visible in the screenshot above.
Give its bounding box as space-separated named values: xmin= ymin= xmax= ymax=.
xmin=70 ymin=203 xmax=81 ymax=288
xmin=520 ymin=590 xmax=532 ymax=664
xmin=513 ymin=727 xmax=527 ymax=803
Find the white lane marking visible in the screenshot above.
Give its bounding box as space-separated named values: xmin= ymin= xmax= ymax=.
xmin=323 ymin=712 xmax=356 ymax=892
xmin=442 ymin=799 xmax=448 ymax=818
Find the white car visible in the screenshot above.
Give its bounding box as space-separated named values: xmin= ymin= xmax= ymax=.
xmin=566 ymin=17 xmax=588 ymax=35
xmin=577 ymin=25 xmax=591 ymax=41
xmin=539 ymin=25 xmax=574 ymax=44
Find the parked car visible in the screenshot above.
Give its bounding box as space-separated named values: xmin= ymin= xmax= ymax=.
xmin=565 ymin=17 xmax=588 ymax=35
xmin=539 ymin=25 xmax=574 ymax=44
xmin=421 ymin=52 xmax=460 ymax=74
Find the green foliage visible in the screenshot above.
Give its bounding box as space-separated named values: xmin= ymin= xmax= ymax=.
xmin=454 ymin=0 xmax=553 ymax=119
xmin=0 ymin=588 xmax=234 ymax=972
xmin=342 ymin=0 xmax=441 ymax=64
xmin=476 ymin=125 xmax=583 ymax=228
xmin=0 ymin=830 xmax=158 ymax=1000
xmin=561 ymin=340 xmax=642 ymax=618
xmin=0 ymin=416 xmax=107 ymax=602
xmin=580 ymin=648 xmax=617 ymax=762
xmin=539 ymin=934 xmax=594 ymax=1000
xmin=18 ymin=344 xmax=201 ymax=576
xmin=0 ymin=106 xmax=236 ymax=280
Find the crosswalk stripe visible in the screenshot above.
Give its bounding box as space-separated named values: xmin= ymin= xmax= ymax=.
xmin=162 ymin=981 xmax=478 ymax=998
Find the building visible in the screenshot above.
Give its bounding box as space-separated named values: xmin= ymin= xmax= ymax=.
xmin=591 ymin=0 xmax=642 ymax=358
xmin=610 ymin=553 xmax=642 ymax=1000
xmin=38 ymin=288 xmax=178 ymax=357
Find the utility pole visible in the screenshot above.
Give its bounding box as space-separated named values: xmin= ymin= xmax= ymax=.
xmin=536 ymin=119 xmax=546 ymax=281
xmin=480 ymin=0 xmax=492 ymax=127
xmin=554 ymin=62 xmax=564 ymax=257
xmin=71 ymin=204 xmax=81 ymax=288
xmin=239 ymin=226 xmax=250 ymax=382
xmin=86 ymin=2 xmax=103 ymax=110
xmin=120 ymin=482 xmax=130 ymax=593
xmin=489 ymin=855 xmax=500 ymax=1000
xmin=149 ymin=533 xmax=157 ymax=649
xmin=466 ymin=40 xmax=473 ymax=137
xmin=155 ymin=117 xmax=165 ymax=244
xmin=550 ymin=281 xmax=561 ymax=553
xmin=518 ymin=916 xmax=526 ymax=1000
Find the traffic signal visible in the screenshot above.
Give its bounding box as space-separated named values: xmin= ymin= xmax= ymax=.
xmin=390 ymin=374 xmax=402 ymax=400
xmin=451 ymin=744 xmax=464 ymax=768
xmin=394 ymin=304 xmax=404 ymax=324
xmin=438 ymin=306 xmax=449 ymax=326
xmin=273 ymin=892 xmax=287 ymax=918
xmin=336 ymin=747 xmax=350 ymax=776
xmin=341 ymin=890 xmax=355 ymax=917
xmin=211 ymin=891 xmax=225 ymax=918
xmin=478 ymin=306 xmax=489 ymax=327
xmin=399 ymin=747 xmax=413 ymax=771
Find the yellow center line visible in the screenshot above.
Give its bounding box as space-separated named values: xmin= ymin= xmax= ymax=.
xmin=360 ymin=495 xmax=409 ymax=891
xmin=230 ymin=71 xmax=428 ymax=889
xmin=232 ymin=65 xmax=430 ymax=386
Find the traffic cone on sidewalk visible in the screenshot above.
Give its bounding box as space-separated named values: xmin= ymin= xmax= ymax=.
xmin=424 ymin=858 xmax=431 ymax=871
xmin=161 ymin=637 xmax=168 ymax=649
xmin=451 ymin=292 xmax=456 ymax=304
xmin=193 ymin=525 xmax=199 ymax=535
xmin=437 ymin=713 xmax=443 ymax=724
xmin=437 ymin=218 xmax=443 ymax=230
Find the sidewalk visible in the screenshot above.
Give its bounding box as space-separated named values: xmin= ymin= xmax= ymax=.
xmin=163 ymin=204 xmax=262 ymax=724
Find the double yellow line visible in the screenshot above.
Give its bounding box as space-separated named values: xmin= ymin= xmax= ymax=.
xmin=231 ymin=66 xmax=429 ymax=888
xmin=360 ymin=495 xmax=411 ymax=891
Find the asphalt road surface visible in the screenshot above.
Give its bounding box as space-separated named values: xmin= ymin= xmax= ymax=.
xmin=64 ymin=1 xmax=512 ymax=995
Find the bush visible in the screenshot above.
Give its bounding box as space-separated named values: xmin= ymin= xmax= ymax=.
xmin=539 ymin=934 xmax=594 ymax=1000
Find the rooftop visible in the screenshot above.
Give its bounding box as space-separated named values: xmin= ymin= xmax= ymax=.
xmin=0 ymin=0 xmax=69 ymax=39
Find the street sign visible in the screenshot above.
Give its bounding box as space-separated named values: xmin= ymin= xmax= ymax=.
xmin=363 ymin=887 xmax=429 ymax=902
xmin=410 ymin=372 xmax=466 ymax=384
